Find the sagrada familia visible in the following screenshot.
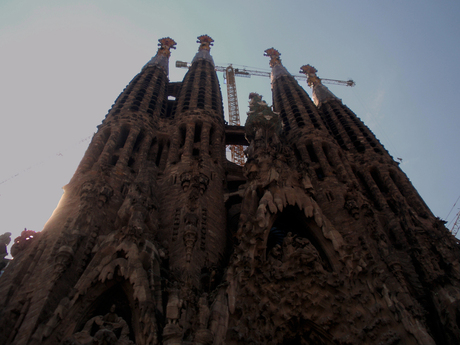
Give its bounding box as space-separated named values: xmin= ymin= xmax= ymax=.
xmin=1 ymin=35 xmax=460 ymax=345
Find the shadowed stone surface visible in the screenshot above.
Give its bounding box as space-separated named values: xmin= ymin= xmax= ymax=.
xmin=0 ymin=39 xmax=459 ymax=345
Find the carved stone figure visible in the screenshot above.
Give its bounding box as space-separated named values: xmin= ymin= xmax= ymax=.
xmin=183 ymin=212 xmax=199 ymax=263
xmin=68 ymin=305 xmax=132 ymax=345
xmin=166 ymin=288 xmax=183 ymax=325
xmin=198 ymin=293 xmax=210 ymax=329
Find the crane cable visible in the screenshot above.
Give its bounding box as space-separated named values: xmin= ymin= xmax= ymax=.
xmin=445 ymin=195 xmax=460 ymax=232
xmin=0 ymin=135 xmax=92 ymax=187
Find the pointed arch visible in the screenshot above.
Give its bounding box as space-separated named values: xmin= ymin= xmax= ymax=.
xmin=40 ymin=235 xmax=162 ymax=345
xmin=266 ymin=205 xmax=336 ymax=272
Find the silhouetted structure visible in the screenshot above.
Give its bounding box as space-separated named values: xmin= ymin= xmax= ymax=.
xmin=1 ymin=36 xmax=459 ymax=345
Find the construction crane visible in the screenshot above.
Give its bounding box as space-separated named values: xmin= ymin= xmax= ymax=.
xmin=445 ymin=196 xmax=460 ymax=237
xmin=176 ymin=61 xmax=355 ymax=165
xmin=451 ymin=211 xmax=460 ymax=237
xmin=223 ymin=65 xmax=246 ymax=165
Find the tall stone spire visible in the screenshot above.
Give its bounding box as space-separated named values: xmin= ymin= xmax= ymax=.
xmin=300 ymin=64 xmax=339 ymax=106
xmin=192 ymin=34 xmax=215 ymax=66
xmin=174 ymin=35 xmax=223 ymax=118
xmin=266 ymin=48 xmax=328 ymax=142
xmin=264 ymin=48 xmax=290 ymax=83
xmin=159 ymin=34 xmax=226 ymax=297
xmin=143 ymin=37 xmax=177 ymax=74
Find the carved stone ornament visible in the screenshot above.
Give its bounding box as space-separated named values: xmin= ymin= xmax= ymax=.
xmin=66 ymin=305 xmax=133 ymax=345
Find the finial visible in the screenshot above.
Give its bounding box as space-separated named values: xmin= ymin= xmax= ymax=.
xmin=143 ymin=37 xmax=176 ymax=73
xmin=157 ymin=37 xmax=177 ymax=58
xmin=264 ymin=48 xmax=290 ymax=82
xmin=197 ymin=35 xmax=214 ymax=51
xmin=264 ymin=48 xmax=282 ymax=68
xmin=192 ymin=35 xmax=215 ymax=66
xmin=300 ymin=65 xmax=339 ymax=106
xmin=300 ymin=64 xmax=322 ymax=87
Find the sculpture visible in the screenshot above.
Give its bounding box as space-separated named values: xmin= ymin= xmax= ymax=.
xmin=68 ymin=305 xmax=133 ymax=345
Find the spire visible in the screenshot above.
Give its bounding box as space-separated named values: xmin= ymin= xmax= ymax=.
xmin=143 ymin=37 xmax=177 ymax=74
xmin=300 ymin=64 xmax=339 ymax=106
xmin=192 ymin=35 xmax=215 ymax=66
xmin=264 ymin=48 xmax=290 ymax=82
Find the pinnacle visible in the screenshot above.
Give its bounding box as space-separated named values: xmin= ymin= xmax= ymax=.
xmin=143 ymin=37 xmax=177 ymax=75
xmin=192 ymin=34 xmax=215 ymax=66
xmin=299 ymin=65 xmax=339 ymax=106
xmin=264 ymin=47 xmax=290 ymax=81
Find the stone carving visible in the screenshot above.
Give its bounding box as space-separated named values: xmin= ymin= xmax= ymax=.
xmin=68 ymin=305 xmax=133 ymax=345
xmin=282 ymin=233 xmax=324 ymax=272
xmin=176 ymin=170 xmax=210 ymax=266
xmin=172 ymin=208 xmax=181 ymax=242
xmin=40 ymin=296 xmax=71 ymax=340
xmin=163 ymin=286 xmax=183 ymax=345
xmin=117 ymin=181 xmax=156 ymax=240
xmin=200 ymin=208 xmax=207 ymax=250
xmin=196 ymin=35 xmax=214 ymax=51
xmin=166 ymin=287 xmax=183 ymax=325
xmin=183 ymin=212 xmax=198 ymax=263
xmin=80 ymin=179 xmax=113 ymax=209
xmin=51 ymin=219 xmax=80 ymax=281
xmin=180 ymin=172 xmax=209 ymax=195
xmin=344 ymin=190 xmax=361 ymax=220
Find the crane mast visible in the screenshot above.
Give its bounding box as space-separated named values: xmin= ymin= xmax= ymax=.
xmin=225 ymin=66 xmax=246 ymax=165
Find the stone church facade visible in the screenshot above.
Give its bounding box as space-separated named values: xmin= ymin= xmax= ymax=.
xmin=1 ymin=36 xmax=460 ymax=345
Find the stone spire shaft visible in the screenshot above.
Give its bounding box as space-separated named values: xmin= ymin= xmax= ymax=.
xmin=174 ymin=35 xmax=223 ymax=118
xmin=264 ymin=48 xmax=290 ymax=83
xmin=265 ymin=48 xmax=328 ymax=141
xmin=300 ymin=64 xmax=432 ymax=219
xmin=159 ymin=35 xmax=227 ymax=292
xmin=72 ymin=38 xmax=176 ymax=179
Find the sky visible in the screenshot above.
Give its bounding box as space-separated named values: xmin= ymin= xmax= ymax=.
xmin=1 ymin=0 xmax=459 ymax=256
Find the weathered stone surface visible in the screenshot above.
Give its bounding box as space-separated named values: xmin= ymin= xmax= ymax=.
xmin=0 ymin=40 xmax=459 ymax=345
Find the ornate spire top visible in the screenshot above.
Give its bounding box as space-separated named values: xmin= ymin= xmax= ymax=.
xmin=197 ymin=35 xmax=214 ymax=51
xmin=299 ymin=64 xmax=322 ymax=87
xmin=157 ymin=37 xmax=177 ymax=58
xmin=143 ymin=37 xmax=177 ymax=74
xmin=264 ymin=48 xmax=282 ymax=68
xmin=192 ymin=35 xmax=215 ymax=66
xmin=299 ymin=64 xmax=338 ymax=106
xmin=264 ymin=48 xmax=290 ymax=82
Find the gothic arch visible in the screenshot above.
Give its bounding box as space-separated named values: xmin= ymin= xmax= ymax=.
xmin=67 ymin=280 xmax=137 ymax=343
xmin=38 ymin=234 xmax=162 ymax=345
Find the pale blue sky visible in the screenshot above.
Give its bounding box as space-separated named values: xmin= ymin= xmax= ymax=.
xmin=1 ymin=0 xmax=460 ymax=254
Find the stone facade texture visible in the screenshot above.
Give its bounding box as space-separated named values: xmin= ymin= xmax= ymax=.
xmin=1 ymin=37 xmax=460 ymax=345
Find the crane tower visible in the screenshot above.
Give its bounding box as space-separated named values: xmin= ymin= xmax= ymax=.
xmin=225 ymin=65 xmax=246 ymax=165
